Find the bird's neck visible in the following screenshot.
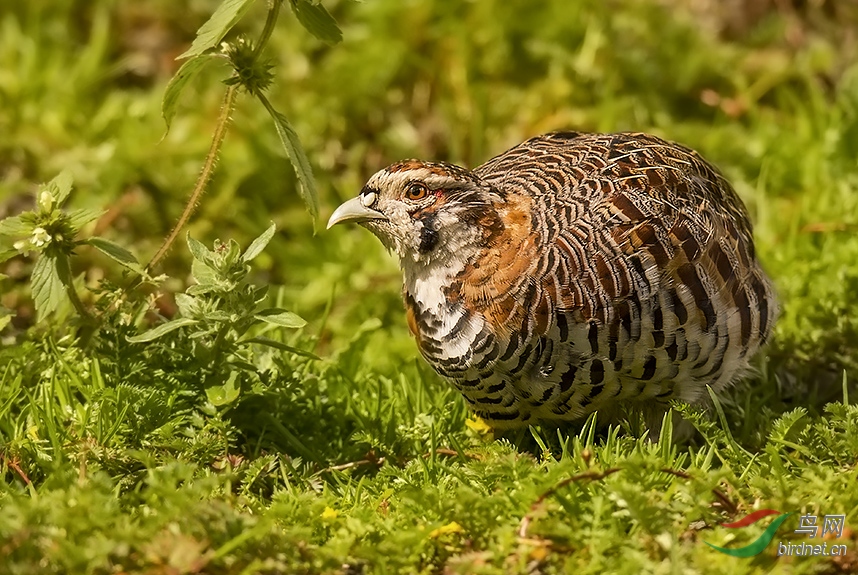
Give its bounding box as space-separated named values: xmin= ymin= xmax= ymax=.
xmin=403 ymin=194 xmax=538 ymax=344
xmin=401 ymin=239 xmax=479 ymax=315
xmin=400 ymin=243 xmax=486 ymax=365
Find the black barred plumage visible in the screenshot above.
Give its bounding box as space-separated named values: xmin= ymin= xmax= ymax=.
xmin=328 ymin=132 xmax=778 ymax=429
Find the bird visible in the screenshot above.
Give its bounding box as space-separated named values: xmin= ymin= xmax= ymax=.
xmin=328 ymin=132 xmax=777 ymax=430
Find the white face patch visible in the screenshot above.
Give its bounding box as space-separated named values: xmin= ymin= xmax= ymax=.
xmin=361 ymin=191 xmax=377 ymax=207
xmin=401 ymin=220 xmax=479 ymax=308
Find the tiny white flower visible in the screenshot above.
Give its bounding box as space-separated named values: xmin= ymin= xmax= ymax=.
xmin=31 ymin=227 xmax=51 ymax=247
xmin=13 ymin=240 xmax=28 ymax=253
xmin=39 ymin=190 xmax=54 ymax=212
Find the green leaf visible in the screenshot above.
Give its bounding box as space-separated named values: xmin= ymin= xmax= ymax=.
xmin=31 ymin=253 xmax=67 ymax=318
xmin=222 ymin=238 xmax=243 ymax=267
xmin=67 ymin=208 xmax=105 ymax=231
xmin=254 ymin=308 xmax=307 ymax=328
xmin=174 ymin=293 xmax=198 ymax=318
xmin=258 ymin=94 xmax=319 ymax=218
xmin=206 ymin=372 xmax=241 ymax=406
xmin=206 ymin=310 xmax=233 ymax=322
xmin=190 ymin=258 xmax=219 ymax=288
xmin=0 ymin=308 xmax=14 ymax=331
xmin=126 ymin=317 xmax=199 ymax=343
xmin=87 ymin=237 xmax=145 ymax=275
xmin=229 ymin=360 xmax=259 ymax=372
xmin=241 ymin=336 xmax=320 ymax=359
xmin=0 ymin=248 xmax=17 ymax=264
xmin=187 ymin=233 xmax=215 ymax=266
xmin=162 ymin=53 xmax=220 ymax=131
xmin=48 ymin=171 xmax=74 ymax=206
xmin=0 ymin=216 xmax=32 ymax=237
xmin=242 ymin=222 xmax=276 ymax=262
xmin=250 ymin=284 xmax=269 ymax=305
xmin=178 ymin=0 xmax=257 ymax=59
xmin=289 ymin=0 xmax=342 ymax=45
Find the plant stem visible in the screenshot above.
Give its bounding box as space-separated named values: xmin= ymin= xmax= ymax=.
xmin=141 ymin=0 xmax=280 ymax=277
xmin=54 ymin=252 xmax=94 ymax=323
xmin=211 ymin=323 xmax=230 ymax=358
xmin=146 ymin=84 xmax=239 ymax=274
xmin=66 ymin=283 xmax=92 ymax=322
xmin=253 ymin=0 xmax=282 ymax=63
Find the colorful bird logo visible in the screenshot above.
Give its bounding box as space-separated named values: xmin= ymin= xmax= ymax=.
xmin=706 ymin=510 xmax=794 ymax=557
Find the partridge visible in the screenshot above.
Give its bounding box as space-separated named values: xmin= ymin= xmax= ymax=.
xmin=328 ymin=132 xmax=777 ymax=429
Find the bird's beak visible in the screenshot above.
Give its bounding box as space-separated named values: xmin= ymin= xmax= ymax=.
xmin=327 ymin=197 xmax=388 ymax=229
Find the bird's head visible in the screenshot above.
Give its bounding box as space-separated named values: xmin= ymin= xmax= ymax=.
xmin=327 ymin=161 xmax=505 ymax=269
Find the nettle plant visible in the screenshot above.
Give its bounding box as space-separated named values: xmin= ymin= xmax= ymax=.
xmin=128 ymin=225 xmax=314 ymax=406
xmin=0 ymin=0 xmax=341 ymax=392
xmin=151 ymin=0 xmax=341 ymax=270
xmin=0 ymin=172 xmax=145 ymax=325
xmin=0 ymin=176 xmax=311 ymax=405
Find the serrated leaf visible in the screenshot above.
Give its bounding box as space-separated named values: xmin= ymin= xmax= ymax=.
xmin=31 ymin=253 xmax=67 ymax=318
xmin=254 ymin=308 xmax=307 ymax=328
xmin=290 ymin=0 xmax=342 ymax=45
xmin=190 ymin=329 xmax=217 ymax=340
xmin=174 ymin=293 xmax=198 ymax=318
xmin=87 ymin=237 xmax=145 ymax=275
xmin=242 ymin=222 xmax=276 ymax=262
xmin=258 ymin=95 xmax=319 ymax=218
xmin=186 ymin=283 xmax=215 ymax=296
xmin=178 ymin=0 xmax=257 ymax=59
xmin=207 ymin=311 xmax=233 ymax=322
xmin=241 ymin=336 xmax=320 ymax=359
xmin=190 ymin=258 xmax=219 ymax=288
xmin=67 ymin=208 xmax=105 ymax=230
xmin=162 ymin=53 xmax=220 ymax=131
xmin=49 ymin=171 xmax=74 ymax=206
xmin=187 ymin=233 xmax=214 ymax=265
xmin=0 ymin=216 xmax=32 ymax=237
xmin=126 ymin=317 xmax=199 ymax=343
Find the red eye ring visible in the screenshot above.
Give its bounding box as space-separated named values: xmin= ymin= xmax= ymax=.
xmin=404 ymin=182 xmax=429 ymax=201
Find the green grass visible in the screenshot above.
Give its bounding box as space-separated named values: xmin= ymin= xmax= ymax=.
xmin=2 ymin=0 xmax=858 ymax=573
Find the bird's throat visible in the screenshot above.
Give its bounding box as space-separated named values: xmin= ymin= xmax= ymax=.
xmin=400 ymin=238 xmax=485 ymax=360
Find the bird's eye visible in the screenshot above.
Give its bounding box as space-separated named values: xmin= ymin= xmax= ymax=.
xmin=404 ymin=183 xmax=430 ymax=202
